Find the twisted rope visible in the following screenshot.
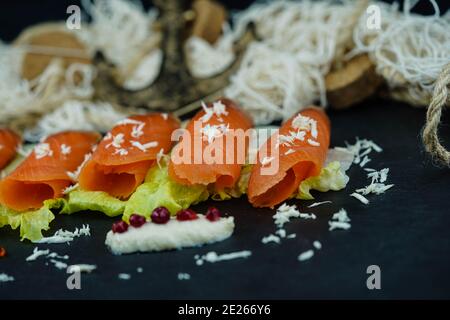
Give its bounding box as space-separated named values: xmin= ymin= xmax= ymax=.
xmin=422 ymin=63 xmax=450 ymax=166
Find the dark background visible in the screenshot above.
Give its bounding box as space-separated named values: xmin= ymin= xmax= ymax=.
xmin=1 ymin=0 xmax=450 ymax=300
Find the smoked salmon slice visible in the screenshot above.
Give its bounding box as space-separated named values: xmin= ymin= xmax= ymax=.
xmin=0 ymin=131 xmax=100 ymax=211
xmin=78 ymin=114 xmax=180 ymax=199
xmin=0 ymin=128 xmax=21 ymax=170
xmin=248 ymin=108 xmax=330 ymax=208
xmin=169 ymin=98 xmax=253 ymax=191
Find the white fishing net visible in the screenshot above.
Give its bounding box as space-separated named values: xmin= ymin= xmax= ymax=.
xmin=24 ymin=100 xmax=129 ymax=142
xmin=350 ymin=0 xmax=450 ymax=106
xmin=1 ymin=0 xmax=449 ymax=137
xmin=81 ymin=0 xmax=163 ymax=90
xmin=185 ymin=23 xmax=236 ymax=78
xmin=224 ymin=0 xmax=360 ymax=124
xmin=0 ymin=42 xmax=95 ymax=126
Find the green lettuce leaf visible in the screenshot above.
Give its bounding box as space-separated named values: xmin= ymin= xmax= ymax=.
xmin=123 ymin=164 xmax=209 ymax=222
xmin=0 ymin=199 xmax=62 ymax=242
xmin=296 ymin=161 xmax=349 ymax=200
xmin=60 ymin=189 xmax=125 ymax=217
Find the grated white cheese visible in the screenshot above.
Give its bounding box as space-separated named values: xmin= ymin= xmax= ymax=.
xmin=332 ymin=209 xmax=351 ymax=223
xmin=273 ymin=203 xmax=301 ymax=228
xmin=261 ymin=156 xmax=274 ymax=166
xmin=307 ymin=139 xmax=320 ymax=147
xmin=34 ymin=143 xmax=53 ymax=159
xmin=63 ymin=183 xmax=79 ymax=195
xmin=67 ymin=153 xmax=92 ymax=182
xmin=313 ymin=241 xmax=322 ymax=250
xmin=199 ymin=100 xmax=229 ymax=123
xmin=60 ymin=144 xmax=71 ymax=155
xmin=47 ymin=252 xmax=69 ymax=260
xmin=308 ymin=201 xmax=332 ymax=208
xmin=116 ymin=118 xmax=145 ymax=126
xmin=359 ymin=155 xmax=371 ymax=167
xmin=329 ymin=208 xmax=351 ymax=231
xmin=131 ymin=140 xmax=158 ymax=152
xmin=275 ymin=228 xmax=286 ymax=238
xmin=354 ymin=168 xmax=394 ymax=196
xmin=299 ymin=213 xmax=317 ymax=220
xmin=344 ymin=138 xmax=383 ymax=165
xmin=26 ymin=247 xmax=50 ymax=262
xmin=201 ymin=123 xmax=229 ymax=144
xmin=287 ymin=233 xmax=296 ymax=239
xmin=137 ymin=267 xmax=143 ymax=273
xmin=0 ymin=273 xmax=14 ymax=282
xmin=277 ymin=130 xmax=306 ymax=147
xmin=261 ymin=234 xmax=281 ymax=244
xmin=329 ymin=221 xmax=352 ymax=231
xmin=50 ymin=259 xmax=68 ymax=270
xmin=118 ymin=273 xmax=131 ymax=280
xmin=106 ymin=133 xmax=125 ymax=149
xmin=114 ymin=148 xmax=128 ymax=156
xmin=351 ymin=192 xmax=369 ymax=204
xmin=36 ymin=225 xmax=90 ymax=244
xmin=291 ymin=114 xmax=318 ymax=139
xmin=195 ymin=250 xmax=252 ymax=266
xmin=298 ymin=249 xmax=314 ymax=262
xmin=131 ymin=123 xmax=145 ymax=138
xmin=161 ymin=113 xmax=168 ymax=120
xmin=177 ymin=272 xmax=191 ymax=280
xmin=156 ymin=148 xmax=166 ymax=169
xmin=284 ymin=148 xmax=295 ymax=155
xmin=67 ymin=264 xmax=97 ymax=273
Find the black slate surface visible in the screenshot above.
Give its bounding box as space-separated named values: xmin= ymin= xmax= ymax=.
xmin=1 ymin=99 xmax=450 ymax=299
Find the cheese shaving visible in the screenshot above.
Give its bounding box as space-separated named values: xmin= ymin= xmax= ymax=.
xmin=60 ymin=144 xmax=71 ymax=155
xmin=298 ymin=249 xmax=314 ymax=262
xmin=199 ymin=100 xmax=229 ymax=123
xmin=307 ymin=139 xmax=320 ymax=147
xmin=131 ymin=140 xmax=158 ymax=152
xmin=177 ymin=272 xmax=191 ymax=280
xmin=67 ymin=153 xmax=92 ymax=182
xmin=275 ymin=228 xmax=286 ymax=238
xmin=67 ymin=264 xmax=97 ymax=273
xmin=106 ymin=133 xmax=125 ymax=149
xmin=0 ymin=273 xmax=14 ymax=282
xmin=118 ymin=273 xmax=131 ymax=280
xmin=195 ymin=250 xmax=252 ymax=266
xmin=63 ymin=183 xmax=79 ymax=195
xmin=261 ymin=234 xmax=281 ymax=244
xmin=273 ymin=203 xmax=301 ymax=228
xmin=308 ymin=201 xmax=332 ymax=208
xmin=261 ymin=156 xmax=274 ymax=166
xmin=313 ymin=241 xmax=322 ymax=250
xmin=26 ymin=247 xmax=50 ymax=262
xmin=36 ymin=224 xmax=90 ymax=244
xmin=350 ymin=192 xmax=369 ymax=204
xmin=50 ymin=259 xmax=68 ymax=270
xmin=156 ymin=148 xmax=166 ymax=169
xmin=201 ymin=123 xmax=229 ymax=144
xmin=34 ymin=143 xmax=53 ymax=159
xmin=329 ymin=208 xmax=351 ymax=231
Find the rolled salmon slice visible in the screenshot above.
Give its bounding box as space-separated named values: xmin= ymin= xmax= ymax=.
xmin=0 ymin=128 xmax=21 ymax=170
xmin=78 ymin=114 xmax=180 ymax=199
xmin=248 ymin=108 xmax=331 ymax=208
xmin=0 ymin=131 xmax=100 ymax=211
xmin=168 ymin=98 xmax=253 ymax=191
